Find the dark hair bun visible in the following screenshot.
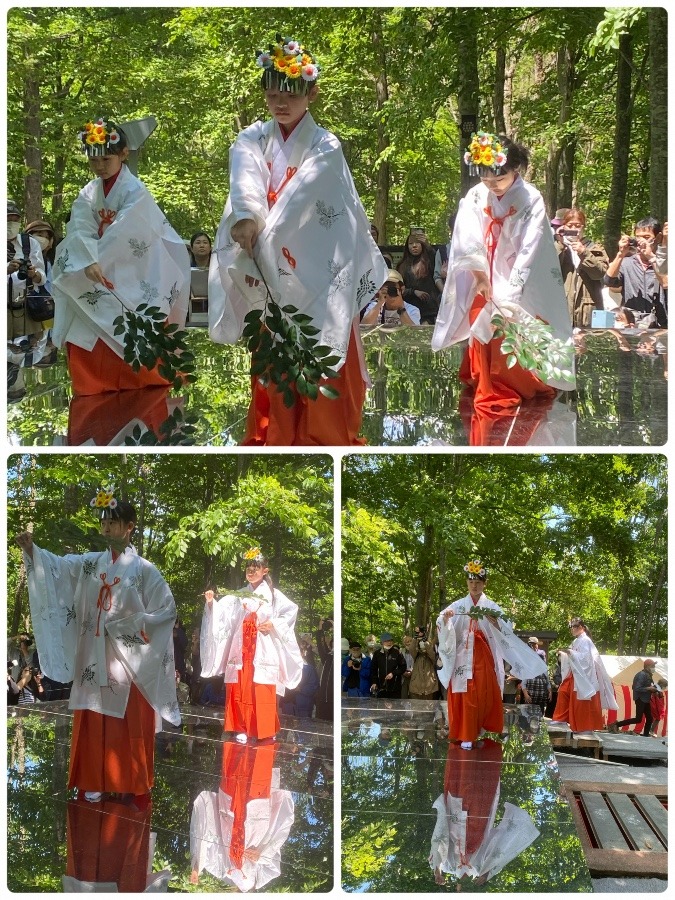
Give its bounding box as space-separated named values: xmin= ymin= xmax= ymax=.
xmin=499 ymin=136 xmax=530 ymax=171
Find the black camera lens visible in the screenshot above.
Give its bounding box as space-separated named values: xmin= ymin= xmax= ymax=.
xmin=385 ymin=283 xmax=399 ymax=296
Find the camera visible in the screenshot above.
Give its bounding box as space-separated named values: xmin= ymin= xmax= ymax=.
xmin=350 ymin=657 xmax=361 ymax=670
xmin=385 ymin=283 xmax=399 ymax=297
xmin=628 ymin=237 xmax=638 ymax=250
xmin=561 ymin=229 xmax=579 ymax=239
xmin=16 ymin=257 xmax=31 ymax=281
xmin=321 ymin=618 xmax=333 ymax=632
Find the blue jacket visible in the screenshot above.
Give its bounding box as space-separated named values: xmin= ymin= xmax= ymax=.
xmin=342 ymin=654 xmax=371 ymax=695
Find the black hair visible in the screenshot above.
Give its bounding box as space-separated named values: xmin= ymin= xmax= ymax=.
xmin=498 ymin=135 xmax=530 ymax=172
xmin=616 ymin=306 xmax=636 ymax=325
xmin=190 ymin=231 xmax=212 ymax=248
xmin=101 ymin=500 xmax=137 ymax=526
xmin=569 ymin=616 xmax=590 ymax=637
xmin=635 ymin=216 xmax=662 ymax=236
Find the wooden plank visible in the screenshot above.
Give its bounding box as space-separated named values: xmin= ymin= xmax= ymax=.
xmin=633 ymin=794 xmax=668 ymax=847
xmin=580 ymin=792 xmax=630 ymax=850
xmin=605 ymin=793 xmax=663 ymax=852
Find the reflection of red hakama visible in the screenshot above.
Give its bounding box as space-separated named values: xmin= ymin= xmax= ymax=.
xmin=67 ymin=339 xmax=170 ymax=396
xmin=68 ymin=682 xmax=155 ymax=795
xmin=460 ymin=293 xmax=556 ymax=412
xmin=553 ymin=673 xmax=604 ymax=731
xmin=224 ymin=613 xmax=280 ymax=739
xmin=65 ymin=795 xmax=152 ymax=890
xmin=67 ymin=386 xmax=171 ymax=445
xmin=221 ymin=742 xmax=276 ymax=870
xmin=447 ymin=629 xmax=503 ymax=743
xmin=242 ymin=326 xmax=367 ymax=446
xmin=444 ymin=740 xmax=502 ymax=855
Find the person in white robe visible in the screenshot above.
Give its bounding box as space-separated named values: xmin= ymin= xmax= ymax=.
xmin=553 ymin=616 xmax=617 ymax=734
xmin=208 ymin=35 xmax=388 ymax=445
xmin=432 ymin=131 xmax=575 ymax=411
xmin=189 ymin=742 xmax=293 ymax=892
xmin=51 ymin=117 xmax=189 ymax=395
xmin=429 ymin=740 xmax=540 ymax=885
xmin=437 ymin=560 xmax=547 ymax=749
xmin=16 ymin=491 xmax=180 ymax=800
xmin=200 ymin=548 xmax=303 ymax=741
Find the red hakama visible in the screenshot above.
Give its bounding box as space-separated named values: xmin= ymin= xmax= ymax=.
xmin=447 ymin=629 xmax=503 ymax=743
xmin=65 ymin=795 xmax=152 ymax=890
xmin=460 ymin=293 xmax=557 ymax=412
xmin=242 ymin=326 xmax=367 ymax=446
xmin=221 ymin=741 xmax=276 ymax=870
xmin=444 ymin=740 xmax=503 ymax=856
xmin=553 ymin=673 xmax=604 ymax=731
xmin=67 ymin=339 xmax=170 ymax=396
xmin=224 ymin=612 xmax=280 ymax=739
xmin=68 ymin=682 xmax=155 ymax=795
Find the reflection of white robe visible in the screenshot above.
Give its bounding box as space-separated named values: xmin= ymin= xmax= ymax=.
xmin=52 ymin=164 xmax=189 ymax=358
xmin=429 ymin=792 xmax=540 ymax=880
xmin=200 ymin=580 xmax=303 ymax=696
xmin=190 ymin=768 xmax=294 ymax=892
xmin=561 ymin=632 xmax=617 ymax=709
xmin=436 ymin=593 xmax=546 ymax=693
xmin=432 ymin=176 xmax=574 ymax=391
xmin=23 ymin=543 xmax=180 ymax=728
xmin=209 ymin=113 xmax=388 ymax=374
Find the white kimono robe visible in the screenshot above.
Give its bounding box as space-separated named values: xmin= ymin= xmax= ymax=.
xmin=561 ymin=632 xmax=618 ymax=709
xmin=200 ymin=580 xmax=303 ymax=696
xmin=23 ymin=543 xmax=181 ymax=729
xmin=51 ymin=164 xmax=189 ymax=358
xmin=208 ymin=113 xmax=388 ymax=374
xmin=436 ymin=594 xmax=547 ymax=693
xmin=431 ymin=176 xmax=575 ymax=391
xmin=429 ymin=792 xmax=540 ymax=881
xmin=189 ymin=768 xmax=294 ymax=892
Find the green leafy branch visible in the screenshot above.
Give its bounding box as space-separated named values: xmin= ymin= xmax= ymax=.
xmin=113 ymin=303 xmax=196 ymax=390
xmin=491 ymin=312 xmax=575 ymax=385
xmin=456 ymin=607 xmax=510 ymax=621
xmin=213 ymin=587 xmax=264 ymax=601
xmin=123 ymin=407 xmax=198 ymax=445
xmin=242 ymin=268 xmax=341 ymax=408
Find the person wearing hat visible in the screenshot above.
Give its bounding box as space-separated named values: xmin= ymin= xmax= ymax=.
xmin=7 ymin=199 xmax=48 ymax=343
xmin=208 ymin=34 xmax=388 ymax=445
xmin=200 ymin=548 xmax=303 ymax=743
xmin=16 ymin=490 xmax=180 ymax=802
xmin=432 ymin=132 xmax=575 ymax=412
xmin=342 ymin=641 xmax=371 ymax=697
xmin=369 ymin=632 xmax=407 ymax=698
xmin=436 ymin=561 xmax=547 ymax=750
xmin=607 ymin=658 xmax=662 ymax=736
xmin=362 ymin=269 xmax=421 ymax=326
xmin=553 ymin=617 xmax=617 ymax=736
xmin=51 ymin=117 xmax=189 ymax=395
xmin=520 ymin=638 xmax=551 ymax=715
xmin=397 ymin=228 xmax=442 ymax=323
xmin=527 ymin=635 xmax=547 ymax=662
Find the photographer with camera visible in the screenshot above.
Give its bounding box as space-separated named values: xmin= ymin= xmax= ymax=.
xmin=342 ymin=641 xmax=371 ymax=697
xmin=369 ymin=632 xmax=407 ymax=699
xmin=554 ymin=208 xmax=608 ymax=328
xmin=361 ymin=270 xmax=420 ymax=327
xmin=15 ymin=664 xmax=46 ymax=706
xmin=7 ymin=199 xmax=48 ymax=344
xmin=605 ymin=217 xmax=668 ymax=327
xmin=403 ymin=625 xmax=440 ymax=700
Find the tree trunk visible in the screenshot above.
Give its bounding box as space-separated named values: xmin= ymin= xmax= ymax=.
xmin=616 ymin=578 xmax=629 ymax=654
xmin=456 ymin=11 xmax=480 ymax=198
xmin=640 ymin=559 xmax=666 ymax=654
xmin=545 ymin=46 xmax=576 ymax=215
xmin=493 ymin=46 xmax=507 ymax=135
xmin=415 ymin=523 xmax=435 ymax=627
xmin=648 ymin=7 xmax=667 ymax=223
xmin=371 ymin=12 xmax=390 ymax=241
xmin=22 ymin=58 xmax=42 ymax=223
xmin=603 ymin=32 xmax=633 ymax=259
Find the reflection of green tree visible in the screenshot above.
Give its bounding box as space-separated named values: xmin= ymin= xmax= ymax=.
xmin=7 ymin=712 xmax=333 ymax=892
xmin=341 ymin=724 xmax=592 ymax=893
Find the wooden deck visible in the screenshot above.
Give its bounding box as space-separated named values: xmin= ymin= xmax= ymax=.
xmin=564 ymin=780 xmax=667 ymax=877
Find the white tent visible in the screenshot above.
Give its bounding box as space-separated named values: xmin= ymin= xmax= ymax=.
xmin=599 ymin=655 xmax=668 ymax=686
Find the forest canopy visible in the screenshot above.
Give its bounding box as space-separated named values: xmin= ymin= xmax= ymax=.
xmin=341 ymin=454 xmax=667 ymax=657
xmin=7 ymin=453 xmax=334 ymax=637
xmin=8 ymin=5 xmax=667 ymax=255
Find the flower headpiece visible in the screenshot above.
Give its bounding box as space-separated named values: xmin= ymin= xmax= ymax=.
xmin=463 ymin=559 xmax=487 ymax=580
xmin=78 ymin=117 xmax=123 ymax=156
xmin=256 ymin=34 xmax=320 ymax=94
xmin=464 ymin=131 xmax=508 ymax=176
xmin=90 ymin=487 xmax=118 ymax=516
xmin=243 ymin=547 xmax=265 ymax=564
